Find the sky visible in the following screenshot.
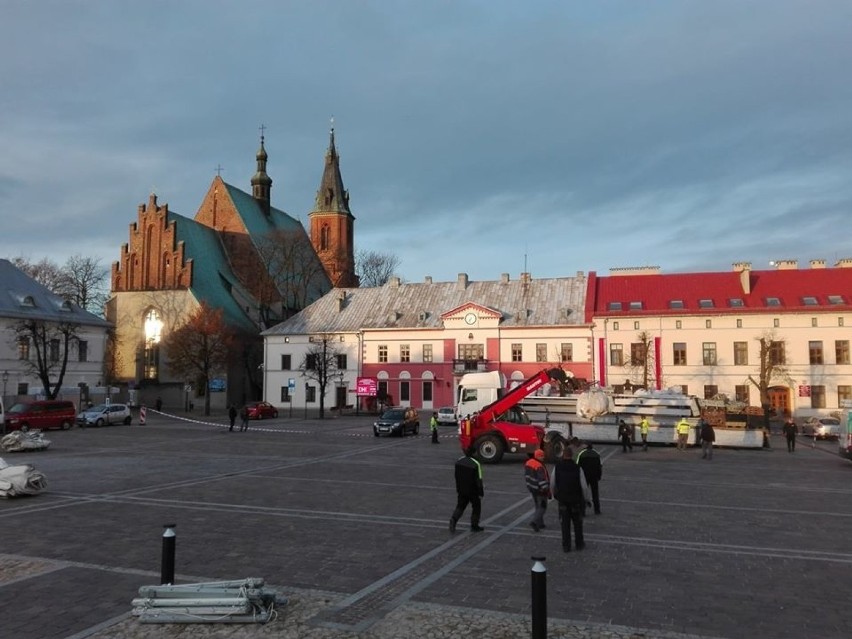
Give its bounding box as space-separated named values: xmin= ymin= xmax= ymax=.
xmin=2 ymin=0 xmax=852 ymax=285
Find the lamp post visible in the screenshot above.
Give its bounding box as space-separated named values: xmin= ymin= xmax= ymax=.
xmin=2 ymin=370 xmax=8 ymax=399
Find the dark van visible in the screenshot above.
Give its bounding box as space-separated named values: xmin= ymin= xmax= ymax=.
xmin=5 ymin=400 xmax=77 ymax=432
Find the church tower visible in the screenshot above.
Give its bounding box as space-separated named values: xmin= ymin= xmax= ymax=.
xmin=309 ymin=123 xmax=358 ymax=287
xmin=251 ymin=132 xmax=273 ymax=214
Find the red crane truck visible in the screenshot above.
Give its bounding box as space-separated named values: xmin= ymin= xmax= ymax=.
xmin=458 ymin=368 xmax=561 ymax=463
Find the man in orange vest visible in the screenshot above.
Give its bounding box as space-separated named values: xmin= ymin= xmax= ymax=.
xmin=524 ymin=449 xmax=551 ymax=532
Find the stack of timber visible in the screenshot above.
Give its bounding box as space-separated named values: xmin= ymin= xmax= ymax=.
xmin=132 ymin=578 xmax=287 ymax=624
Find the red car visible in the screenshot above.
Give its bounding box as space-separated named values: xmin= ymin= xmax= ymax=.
xmin=245 ymin=401 xmax=278 ymax=420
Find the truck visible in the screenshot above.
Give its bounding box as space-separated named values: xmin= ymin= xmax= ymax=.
xmin=458 ymin=368 xmax=563 ymax=463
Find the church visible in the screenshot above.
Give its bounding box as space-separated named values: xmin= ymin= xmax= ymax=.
xmin=106 ymin=127 xmax=357 ymax=410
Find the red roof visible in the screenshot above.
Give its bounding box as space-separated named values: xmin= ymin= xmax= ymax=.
xmin=589 ymin=268 xmax=852 ymax=318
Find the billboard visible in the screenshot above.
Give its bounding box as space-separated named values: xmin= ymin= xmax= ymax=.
xmin=356 ymin=377 xmax=377 ymax=397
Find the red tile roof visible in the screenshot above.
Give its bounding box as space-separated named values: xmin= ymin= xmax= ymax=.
xmin=589 ymin=268 xmax=852 ymax=317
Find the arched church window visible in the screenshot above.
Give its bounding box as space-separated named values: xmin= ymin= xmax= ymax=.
xmin=143 ymin=309 xmax=163 ymax=380
xmin=320 ymin=225 xmax=330 ymax=251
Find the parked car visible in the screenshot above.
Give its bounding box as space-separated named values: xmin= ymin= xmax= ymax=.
xmin=245 ymin=401 xmax=278 ymax=420
xmin=4 ymin=400 xmax=77 ymax=432
xmin=801 ymin=416 xmax=841 ymax=440
xmin=373 ymin=407 xmax=419 ymax=437
xmin=77 ymin=403 xmax=132 ymax=427
xmin=436 ymin=406 xmax=458 ymax=426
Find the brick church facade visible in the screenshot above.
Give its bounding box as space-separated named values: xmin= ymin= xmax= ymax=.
xmin=106 ymin=127 xmax=356 ymax=409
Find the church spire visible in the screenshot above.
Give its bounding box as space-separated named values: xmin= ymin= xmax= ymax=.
xmin=251 ymin=125 xmax=273 ymax=213
xmin=314 ymin=118 xmax=351 ymax=214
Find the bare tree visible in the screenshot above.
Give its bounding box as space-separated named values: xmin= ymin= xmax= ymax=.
xmin=255 ymin=229 xmax=332 ymax=327
xmin=162 ymin=303 xmax=235 ymax=416
xmin=10 ymin=256 xmax=66 ymax=292
xmin=57 ymin=255 xmax=109 ymax=315
xmin=626 ymin=331 xmax=656 ymax=389
xmin=748 ymin=332 xmax=792 ymax=428
xmin=11 ymin=319 xmax=80 ymax=399
xmin=356 ymin=249 xmax=400 ymax=288
xmin=298 ymin=333 xmax=345 ymax=419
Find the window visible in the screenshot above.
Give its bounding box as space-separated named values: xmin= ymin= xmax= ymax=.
xmin=400 ymin=344 xmax=410 ymax=363
xmin=729 ymin=298 xmax=744 ymax=307
xmin=512 ymin=343 xmax=523 ymax=362
xmin=560 ymin=343 xmax=573 ymax=362
xmin=673 ymin=343 xmax=686 ymax=366
xmin=629 ymin=301 xmax=642 ymax=310
xmin=802 ymin=296 xmax=818 ymax=305
xmin=613 ymin=322 xmax=619 ymax=330
xmin=773 ymin=318 xmax=780 ymax=328
xmin=734 ymin=342 xmax=748 ymax=366
xmin=422 ymin=344 xmax=433 ymax=363
xmin=679 ymin=385 xmax=689 ymax=395
xmin=736 ymin=319 xmax=743 ymax=328
xmin=702 ymin=342 xmax=717 ymax=366
xmin=281 ymin=354 xmax=292 ymax=370
xmin=836 ymin=340 xmax=850 ymax=365
xmin=675 ymin=320 xmax=682 ymax=329
xmin=459 ymin=344 xmax=483 ymax=361
xmin=306 ymin=354 xmax=317 ymax=370
xmin=838 ymin=385 xmax=852 ymax=405
xmin=378 ymin=381 xmax=388 ymax=403
xmin=423 ymin=381 xmax=433 ymax=402
xmin=735 ymin=385 xmax=750 ymax=403
xmin=769 ymin=341 xmax=785 ymax=366
xmin=669 ymin=300 xmax=684 ymax=309
xmin=630 ymin=342 xmax=646 ymax=366
xmin=810 ymin=385 xmax=826 ymax=409
xmin=828 ymin=295 xmax=845 ymax=305
xmin=766 ymin=297 xmax=781 ymax=307
xmin=143 ymin=342 xmax=159 ymax=380
xmin=608 ymin=302 xmax=622 ymax=311
xmin=809 ymin=341 xmax=824 ymax=365
xmin=306 ymin=385 xmax=316 ymax=403
xmin=280 ymin=387 xmax=291 ymax=402
xmin=78 ymin=340 xmax=88 ymax=362
xmin=633 ymin=321 xmax=639 ymax=330
xmin=704 ymin=385 xmax=718 ymax=399
xmin=536 ymin=343 xmax=547 ymax=362
xmin=610 ymin=344 xmax=624 ymax=366
xmin=18 ymin=338 xmax=29 ymax=360
xmin=699 ymin=299 xmax=714 ymax=308
xmin=811 ymin=317 xmax=818 ymax=328
xmin=336 ymin=354 xmax=347 ymax=369
xmin=400 ymin=381 xmax=410 ymax=402
xmin=840 ymin=317 xmax=845 ymax=327
xmin=378 ymin=345 xmax=388 ymax=363
xmin=705 ymin=319 xmax=712 ymax=329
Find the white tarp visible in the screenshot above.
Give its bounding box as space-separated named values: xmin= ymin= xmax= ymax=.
xmin=1 ymin=430 xmax=51 ymax=452
xmin=0 ymin=457 xmax=48 ymax=498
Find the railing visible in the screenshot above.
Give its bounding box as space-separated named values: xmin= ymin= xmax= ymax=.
xmin=452 ymin=359 xmax=489 ymax=374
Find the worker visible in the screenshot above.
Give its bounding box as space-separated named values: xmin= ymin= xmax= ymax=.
xmin=552 ymin=446 xmax=587 ymax=552
xmin=618 ymin=419 xmax=633 ymax=452
xmin=639 ymin=415 xmax=650 ymax=451
xmin=430 ymin=412 xmax=440 ymax=444
xmin=449 ymin=446 xmax=484 ymax=533
xmin=676 ymin=417 xmax=690 ymax=450
xmin=576 ymin=442 xmax=603 ymax=515
xmin=524 ymin=449 xmax=551 ymax=532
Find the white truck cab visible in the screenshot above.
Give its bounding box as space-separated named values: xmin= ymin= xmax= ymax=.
xmin=456 ymin=371 xmax=505 ymax=417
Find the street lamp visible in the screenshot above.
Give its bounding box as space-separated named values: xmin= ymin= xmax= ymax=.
xmin=2 ymin=370 xmax=8 ymax=400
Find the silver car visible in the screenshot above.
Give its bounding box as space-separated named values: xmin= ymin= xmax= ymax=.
xmin=77 ymin=403 xmax=132 ymax=427
xmin=801 ymin=417 xmax=840 ymax=440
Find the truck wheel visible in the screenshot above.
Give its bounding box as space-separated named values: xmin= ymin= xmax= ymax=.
xmin=475 ymin=436 xmax=504 ymax=464
xmin=61 ymin=420 xmax=73 ymax=430
xmin=413 ymin=423 xmax=420 ymax=435
xmin=542 ymin=432 xmax=564 ymax=461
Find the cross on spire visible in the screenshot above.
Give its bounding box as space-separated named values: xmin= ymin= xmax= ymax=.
xmin=215 ymin=164 xmax=224 ymax=177
xmin=258 ymin=123 xmax=266 ymax=141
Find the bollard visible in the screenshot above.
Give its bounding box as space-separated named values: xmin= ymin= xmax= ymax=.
xmin=139 ymin=405 xmax=147 ymax=425
xmin=531 ymin=555 xmax=547 ymax=639
xmin=161 ymin=524 xmax=177 ymax=585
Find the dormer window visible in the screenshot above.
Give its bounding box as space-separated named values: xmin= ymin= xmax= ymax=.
xmin=728 ymin=298 xmax=744 ymax=307
xmin=669 ymin=300 xmax=684 ymax=309
xmin=766 ymin=297 xmax=781 ymax=307
xmin=20 ymin=295 xmax=35 ymax=307
xmin=629 ymin=301 xmax=642 ymax=310
xmin=698 ymin=299 xmax=714 ymax=309
xmin=828 ymin=295 xmax=845 ymax=305
xmin=802 ymin=296 xmax=818 ymax=306
xmin=608 ymin=302 xmax=622 ymax=311
xmin=59 ymin=300 xmax=73 ymax=312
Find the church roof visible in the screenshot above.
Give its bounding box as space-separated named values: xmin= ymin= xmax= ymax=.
xmin=0 ymin=259 xmax=111 ymax=327
xmin=311 ymin=127 xmax=352 ymax=216
xmin=222 ymin=182 xmax=304 ymax=238
xmin=172 ymin=215 xmax=259 ymax=333
xmin=263 ymin=274 xmax=588 ymax=335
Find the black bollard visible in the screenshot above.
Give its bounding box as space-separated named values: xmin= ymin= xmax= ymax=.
xmin=531 ymin=555 xmax=547 ymax=639
xmin=161 ymin=523 xmax=177 ymax=585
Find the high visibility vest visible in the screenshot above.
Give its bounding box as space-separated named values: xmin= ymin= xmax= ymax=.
xmin=640 ymin=418 xmax=649 ymax=435
xmin=676 ymin=420 xmax=690 ymax=434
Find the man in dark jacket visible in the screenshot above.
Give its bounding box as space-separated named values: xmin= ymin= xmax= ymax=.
xmin=552 ymin=448 xmax=585 ymax=552
xmin=700 ymin=419 xmax=716 ymax=460
xmin=228 ymin=404 xmax=237 ymax=432
xmin=576 ymin=443 xmax=603 ymax=515
xmin=782 ymin=419 xmax=798 ymax=452
xmin=524 ymin=449 xmax=551 ymax=532
xmin=450 ymin=447 xmax=484 ymax=533
xmin=618 ymin=419 xmax=633 ymax=452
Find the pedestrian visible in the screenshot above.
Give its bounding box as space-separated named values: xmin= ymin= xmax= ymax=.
xmin=449 ymin=446 xmax=484 ymax=533
xmin=618 ymin=419 xmax=633 ymax=452
xmin=430 ymin=412 xmax=440 ymax=444
xmin=240 ymin=405 xmax=249 ymax=431
xmin=576 ymin=442 xmax=603 ymax=514
xmin=676 ymin=417 xmax=690 ymax=450
xmin=155 ymin=397 xmax=163 ymax=412
xmin=700 ymin=419 xmax=716 ymax=460
xmin=228 ymin=404 xmax=237 ymax=432
xmin=639 ymin=415 xmax=650 ymax=451
xmin=782 ymin=418 xmax=798 ymax=453
xmin=552 ymin=446 xmax=587 ymax=552
xmin=524 ymin=449 xmax=551 ymax=532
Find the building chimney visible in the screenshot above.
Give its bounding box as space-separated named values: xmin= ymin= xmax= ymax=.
xmin=457 ymin=273 xmax=469 ymax=290
xmin=387 ymin=276 xmax=401 ymax=288
xmin=520 ymin=272 xmax=532 ymax=283
xmin=732 ymin=262 xmax=752 ymax=272
xmin=424 ymin=276 xmax=432 ymax=284
xmin=739 ymin=266 xmax=751 ymax=295
xmin=501 ymin=273 xmax=510 ymax=283
xmin=809 ymin=260 xmax=826 ymax=269
xmin=772 ymin=260 xmax=798 ymax=270
xmin=836 ymin=258 xmax=852 ymax=268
